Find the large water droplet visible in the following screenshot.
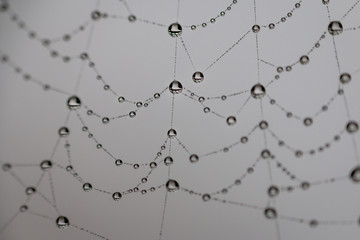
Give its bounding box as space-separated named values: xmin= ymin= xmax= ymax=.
xmin=164 ymin=156 xmax=173 ymax=166
xmin=252 ymin=24 xmax=260 ymax=33
xmin=58 ymin=127 xmax=70 ymax=137
xmin=226 ymin=116 xmax=237 ymax=126
xmin=56 ymin=216 xmax=70 ymax=229
xmin=169 ymin=80 xmax=183 ymax=94
xmin=167 ymin=129 xmax=177 ymax=138
xmin=115 ymin=159 xmax=123 ymax=166
xmin=346 ymin=121 xmax=359 ymax=134
xmin=189 ymin=154 xmax=199 ymax=163
xmin=328 ymin=21 xmax=343 ymax=35
xmin=168 ymin=23 xmax=182 ymax=37
xmin=251 ymin=84 xmax=266 ymax=99
xmin=264 ymin=207 xmax=277 ymax=219
xmin=192 ymin=72 xmax=204 ymax=83
xmin=350 ymin=166 xmax=360 ymax=183
xmin=112 ymin=192 xmax=122 ymax=201
xmin=166 ymin=179 xmax=179 ymax=192
xmin=83 ymin=183 xmax=92 ymax=192
xmin=40 ymin=160 xmax=52 ymax=170
xmin=340 ymin=73 xmax=351 ymax=84
xmin=67 ymin=96 xmax=81 ymax=110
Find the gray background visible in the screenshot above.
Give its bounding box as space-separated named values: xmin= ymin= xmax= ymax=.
xmin=1 ymin=0 xmax=360 ymax=239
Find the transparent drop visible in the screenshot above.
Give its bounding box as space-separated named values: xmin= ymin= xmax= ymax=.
xmin=164 ymin=156 xmax=173 ymax=166
xmin=300 ymin=55 xmax=309 ymax=65
xmin=268 ymin=186 xmax=279 ymax=197
xmin=346 ymin=121 xmax=359 ymax=134
xmin=40 ymin=160 xmax=52 ymax=171
xmin=189 ymin=154 xmax=199 ymax=163
xmin=167 ymin=129 xmax=177 ymax=138
xmin=169 ymin=80 xmax=183 ymax=94
xmin=309 ymin=219 xmax=319 ymax=228
xmin=192 ymin=71 xmax=204 ymax=83
xmin=340 ymin=73 xmax=351 ymax=84
xmin=202 ymin=194 xmax=211 ymax=201
xmin=350 ymin=166 xmax=360 ymax=183
xmin=252 ymin=25 xmax=260 ymax=33
xmin=118 ymin=96 xmax=125 ymax=103
xmin=150 ymin=162 xmax=157 ymax=169
xmin=128 ymin=15 xmax=136 ymax=22
xmin=226 ymin=116 xmax=237 ymax=126
xmin=168 ymin=23 xmax=182 ymax=37
xmin=301 ymin=182 xmax=310 ymax=190
xmin=261 ymin=149 xmax=271 ymax=159
xmin=112 ymin=192 xmax=122 ymax=201
xmin=67 ymin=96 xmax=81 ymax=110
xmin=259 ymin=120 xmax=268 ymax=130
xmin=83 ymin=183 xmax=92 ymax=192
xmin=25 ymin=187 xmax=36 ymax=195
xmin=264 ymin=208 xmax=277 ymax=219
xmin=166 ymin=179 xmax=179 ymax=192
xmin=328 ymin=21 xmax=343 ymax=35
xmin=91 ymin=11 xmax=101 ymax=20
xmin=251 ymin=84 xmax=266 ymax=99
xmin=129 ymin=111 xmax=136 ymax=118
xmin=19 ymin=205 xmax=28 ymax=212
xmin=66 ymin=165 xmax=73 ymax=171
xmin=115 ymin=159 xmax=123 ymax=166
xmin=2 ymin=163 xmax=11 ymax=171
xmin=303 ymin=117 xmax=313 ymax=126
xmin=133 ymin=164 xmax=139 ymax=169
xmin=56 ymin=216 xmax=70 ymax=229
xmin=204 ymin=107 xmax=210 ymax=113
xmin=322 ymin=0 xmax=330 ymax=5
xmin=102 ymin=117 xmax=110 ymax=124
xmin=58 ymin=127 xmax=70 ymax=137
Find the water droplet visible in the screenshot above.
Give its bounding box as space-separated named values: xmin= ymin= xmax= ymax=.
xmin=269 ymin=23 xmax=275 ymax=29
xmin=118 ymin=96 xmax=125 ymax=103
xmin=56 ymin=216 xmax=70 ymax=229
xmin=204 ymin=107 xmax=210 ymax=113
xmin=136 ymin=102 xmax=142 ymax=108
xmin=189 ymin=154 xmax=199 ymax=163
xmin=191 ymin=25 xmax=196 ymax=30
xmin=102 ymin=117 xmax=110 ymax=124
xmin=199 ymin=97 xmax=205 ymax=102
xmin=154 ymin=93 xmax=160 ymax=99
xmin=115 ymin=159 xmax=123 ymax=166
xmin=259 ymin=120 xmax=268 ymax=130
xmin=328 ymin=21 xmax=343 ymax=35
xmin=322 ymin=0 xmax=330 ymax=5
xmin=141 ymin=178 xmax=147 ymax=183
xmin=251 ymin=84 xmax=266 ymax=99
xmin=350 ymin=166 xmax=360 ymax=183
xmin=128 ymin=15 xmax=136 ymax=22
xmin=252 ymin=25 xmax=260 ymax=33
xmin=169 ymin=80 xmax=183 ymax=94
xmin=112 ymin=192 xmax=122 ymax=201
xmin=40 ymin=160 xmax=52 ymax=170
xmin=301 ymin=182 xmax=310 ymax=190
xmin=340 ymin=73 xmax=351 ymax=84
xmin=91 ymin=11 xmax=101 ymax=20
xmin=67 ymin=96 xmax=81 ymax=110
xmin=309 ymin=219 xmax=318 ymax=228
xmin=202 ymin=194 xmax=211 ymax=201
xmin=192 ymin=72 xmax=204 ymax=83
xmin=226 ymin=116 xmax=236 ymax=126
xmin=167 ymin=129 xmax=177 ymax=138
xmin=268 ymin=186 xmax=279 ymax=197
xmin=25 ymin=187 xmax=36 ymax=195
xmin=168 ymin=23 xmax=182 ymax=37
xmin=133 ymin=164 xmax=139 ymax=169
xmin=241 ymin=136 xmax=248 ymax=143
xmin=346 ymin=121 xmax=359 ymax=134
xmin=19 ymin=205 xmax=28 ymax=212
xmin=83 ymin=183 xmax=92 ymax=192
xmin=303 ymin=117 xmax=313 ymax=126
xmin=150 ymin=162 xmax=157 ymax=168
xmin=66 ymin=165 xmax=73 ymax=171
xmin=166 ymin=179 xmax=179 ymax=192
xmin=129 ymin=111 xmax=136 ymax=118
xmin=300 ymin=55 xmax=309 ymax=65
xmin=261 ymin=149 xmax=271 ymax=159
xmin=58 ymin=127 xmax=70 ymax=137
xmin=2 ymin=163 xmax=11 ymax=171
xmin=264 ymin=208 xmax=277 ymax=219
xmin=164 ymin=156 xmax=173 ymax=166
xmin=295 ymin=150 xmax=303 ymax=157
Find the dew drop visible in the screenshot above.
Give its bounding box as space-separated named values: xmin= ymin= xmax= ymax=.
xmin=189 ymin=154 xmax=199 ymax=163
xmin=83 ymin=183 xmax=92 ymax=192
xmin=251 ymin=84 xmax=266 ymax=99
xmin=167 ymin=129 xmax=177 ymax=138
xmin=150 ymin=162 xmax=157 ymax=168
xmin=166 ymin=179 xmax=179 ymax=192
xmin=261 ymin=149 xmax=271 ymax=159
xmin=56 ymin=216 xmax=70 ymax=229
xmin=129 ymin=111 xmax=136 ymax=118
xmin=133 ymin=164 xmax=139 ymax=169
xmin=91 ymin=11 xmax=101 ymax=20
xmin=128 ymin=15 xmax=136 ymax=22
xmin=340 ymin=73 xmax=351 ymax=84
xmin=67 ymin=96 xmax=81 ymax=110
xmin=192 ymin=71 xmax=204 ymax=83
xmin=102 ymin=117 xmax=110 ymax=124
xmin=25 ymin=187 xmax=36 ymax=195
xmin=328 ymin=21 xmax=343 ymax=35
xmin=168 ymin=23 xmax=182 ymax=37
xmin=259 ymin=120 xmax=268 ymax=130
xmin=115 ymin=159 xmax=123 ymax=166
xmin=112 ymin=192 xmax=122 ymax=201
xmin=309 ymin=219 xmax=319 ymax=228
xmin=2 ymin=163 xmax=11 ymax=171
xmin=241 ymin=136 xmax=248 ymax=143
xmin=303 ymin=117 xmax=313 ymax=126
xmin=169 ymin=80 xmax=183 ymax=94
xmin=118 ymin=96 xmax=125 ymax=103
xmin=226 ymin=116 xmax=237 ymax=126
xmin=264 ymin=208 xmax=277 ymax=219
xmin=40 ymin=160 xmax=52 ymax=171
xmin=268 ymin=186 xmax=279 ymax=197
xmin=300 ymin=55 xmax=309 ymax=65
xmin=301 ymin=181 xmax=310 ymax=190
xmin=350 ymin=166 xmax=360 ymax=183
xmin=252 ymin=24 xmax=260 ymax=33
xmin=19 ymin=205 xmax=28 ymax=212
xmin=346 ymin=121 xmax=359 ymax=134
xmin=202 ymin=194 xmax=211 ymax=201
xmin=164 ymin=156 xmax=173 ymax=166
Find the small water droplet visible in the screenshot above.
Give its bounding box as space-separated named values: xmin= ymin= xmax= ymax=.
xmin=150 ymin=162 xmax=157 ymax=168
xmin=129 ymin=111 xmax=136 ymax=118
xmin=167 ymin=129 xmax=177 ymax=138
xmin=261 ymin=149 xmax=271 ymax=159
xmin=268 ymin=186 xmax=279 ymax=197
xmin=301 ymin=182 xmax=310 ymax=190
xmin=303 ymin=117 xmax=313 ymax=126
xmin=133 ymin=164 xmax=139 ymax=169
xmin=25 ymin=187 xmax=36 ymax=195
xmin=226 ymin=116 xmax=236 ymax=126
xmin=309 ymin=219 xmax=318 ymax=228
xmin=328 ymin=21 xmax=343 ymax=35
xmin=118 ymin=96 xmax=125 ymax=103
xmin=67 ymin=96 xmax=81 ymax=110
xmin=350 ymin=166 xmax=360 ymax=183
xmin=112 ymin=192 xmax=122 ymax=201
xmin=164 ymin=156 xmax=173 ymax=166
xmin=192 ymin=72 xmax=204 ymax=83
xmin=115 ymin=159 xmax=123 ymax=166
xmin=340 ymin=73 xmax=351 ymax=84
xmin=19 ymin=205 xmax=28 ymax=212
xmin=56 ymin=216 xmax=70 ymax=229
xmin=259 ymin=120 xmax=268 ymax=130
xmin=251 ymin=84 xmax=266 ymax=99
xmin=128 ymin=15 xmax=136 ymax=22
xmin=252 ymin=25 xmax=260 ymax=33
xmin=202 ymin=194 xmax=211 ymax=201
xmin=83 ymin=183 xmax=92 ymax=192
xmin=166 ymin=179 xmax=179 ymax=192
xmin=40 ymin=160 xmax=52 ymax=171
xmin=2 ymin=163 xmax=11 ymax=171
xmin=102 ymin=117 xmax=110 ymax=124
xmin=168 ymin=23 xmax=182 ymax=37
xmin=264 ymin=208 xmax=277 ymax=219
xmin=169 ymin=80 xmax=183 ymax=94
xmin=189 ymin=154 xmax=199 ymax=163
xmin=346 ymin=121 xmax=359 ymax=134
xmin=300 ymin=55 xmax=309 ymax=65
